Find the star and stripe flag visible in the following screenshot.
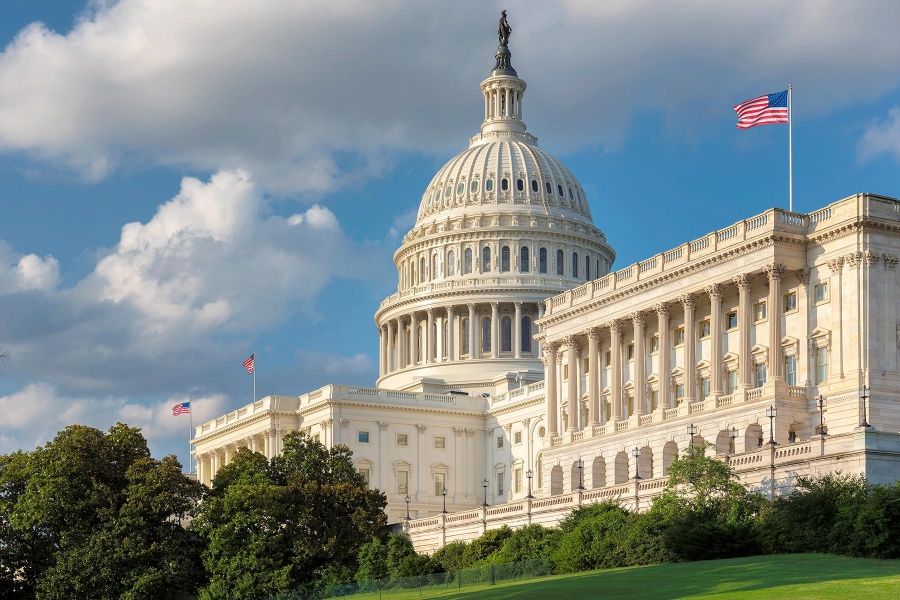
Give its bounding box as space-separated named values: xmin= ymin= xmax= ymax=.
xmin=733 ymin=90 xmax=789 ymax=129
xmin=171 ymin=401 xmax=190 ymax=416
xmin=242 ymin=353 xmax=255 ymax=374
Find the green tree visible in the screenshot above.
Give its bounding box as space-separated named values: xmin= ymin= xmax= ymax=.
xmin=489 ymin=524 xmax=560 ymax=564
xmin=355 ymin=537 xmax=389 ymax=581
xmin=552 ymin=502 xmax=632 ymax=573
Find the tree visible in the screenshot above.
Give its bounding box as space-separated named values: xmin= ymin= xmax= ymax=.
xmin=194 ymin=432 xmax=387 ymax=599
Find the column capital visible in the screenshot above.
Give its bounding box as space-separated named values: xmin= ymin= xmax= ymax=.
xmin=865 ymin=250 xmax=880 ymax=268
xmin=467 ymin=302 xmax=477 ymax=310
xmin=732 ymin=273 xmax=753 ymax=291
xmin=564 ymin=334 xmax=580 ymax=350
xmin=679 ymin=293 xmax=695 ymax=309
xmin=845 ymin=252 xmax=862 ymax=269
xmin=605 ymin=319 xmax=621 ymax=335
xmin=586 ymin=327 xmax=601 ymax=342
xmin=427 ymin=307 xmax=435 ymax=317
xmin=514 ymin=300 xmax=522 ymax=309
xmin=705 ymin=283 xmax=723 ymax=299
xmin=416 ymin=424 xmax=427 ymax=433
xmin=339 ymin=418 xmax=350 ymax=428
xmin=321 ymin=418 xmax=333 ymax=430
xmin=490 ymin=301 xmax=499 ymax=309
xmin=764 ymin=263 xmax=786 ymax=281
xmin=797 ymin=267 xmax=811 ymax=287
xmin=543 ymin=340 xmax=560 ymax=355
xmin=885 ymin=254 xmax=899 ymax=270
xmin=827 ymin=257 xmax=844 ymax=274
xmin=446 ymin=304 xmax=456 ymax=315
xmin=630 ymin=311 xmax=645 ymax=327
xmin=653 ymin=302 xmax=669 ymax=318
xmin=377 ymin=421 xmax=390 ymax=430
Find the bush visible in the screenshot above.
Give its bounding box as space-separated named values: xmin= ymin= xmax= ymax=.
xmin=846 ymin=481 xmax=900 ymax=559
xmin=552 ymin=503 xmax=632 ymax=573
xmin=490 ymin=524 xmax=560 ymax=564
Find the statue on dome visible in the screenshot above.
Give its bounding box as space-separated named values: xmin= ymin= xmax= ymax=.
xmin=498 ymin=10 xmax=512 ymax=45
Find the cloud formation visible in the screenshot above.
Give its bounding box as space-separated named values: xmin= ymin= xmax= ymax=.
xmin=859 ymin=107 xmax=900 ymax=164
xmin=1 ymin=0 xmax=897 ymax=192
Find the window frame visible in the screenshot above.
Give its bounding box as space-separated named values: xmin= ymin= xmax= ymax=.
xmin=434 ymin=436 xmax=446 ymax=450
xmin=500 ymin=245 xmax=510 ymax=272
xmin=814 ymin=282 xmax=829 ymax=304
xmin=396 ymin=433 xmax=409 ymax=447
xmin=357 ymin=430 xmax=370 ymax=444
xmin=754 ymin=301 xmax=767 ymax=322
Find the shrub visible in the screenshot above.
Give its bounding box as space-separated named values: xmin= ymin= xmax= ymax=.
xmin=552 ymin=504 xmax=632 ymax=572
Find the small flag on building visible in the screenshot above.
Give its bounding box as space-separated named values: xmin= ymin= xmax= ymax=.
xmin=242 ymin=354 xmax=255 ymax=374
xmin=172 ymin=401 xmax=190 ymax=416
xmin=733 ymin=90 xmax=789 ymax=129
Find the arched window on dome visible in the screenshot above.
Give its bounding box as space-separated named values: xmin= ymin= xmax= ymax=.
xmin=531 ymin=179 xmax=538 ymax=193
xmin=596 ymin=258 xmax=600 ymax=278
xmin=558 ymin=184 xmax=564 ymax=197
xmin=421 ymin=257 xmax=427 ymax=283
xmin=481 ymin=317 xmax=491 ymax=354
xmin=568 ymin=187 xmax=574 ymax=200
xmin=520 ymin=246 xmax=530 ymax=273
xmin=545 ymin=181 xmax=552 ymax=195
xmin=501 ymin=178 xmax=509 ymax=192
xmin=447 ymin=250 xmax=456 ymax=276
xmin=464 ymin=248 xmax=473 ymax=274
xmin=501 ymin=316 xmax=512 ymax=353
xmin=432 ymin=253 xmax=438 ymax=280
xmin=516 ymin=178 xmax=524 ymax=192
xmin=471 ymin=180 xmax=478 ymax=193
xmin=461 ymin=317 xmax=470 ymax=355
xmin=585 ymin=254 xmax=591 ymax=281
xmin=556 ymin=249 xmax=564 ymax=276
xmin=501 ymin=246 xmax=510 ymax=272
xmin=486 ymin=179 xmax=494 ymax=192
xmin=417 ymin=323 xmax=424 ymax=363
xmin=445 ymin=186 xmax=451 ymax=198
xmin=426 ymin=191 xmax=432 ymax=207
xmin=482 ymin=247 xmax=491 ymax=272
xmin=443 ymin=319 xmax=448 ymax=358
xmin=522 ymin=317 xmax=533 ymax=353
xmin=539 ymin=248 xmax=548 ymax=273
xmin=457 ymin=182 xmax=465 ymax=195
xmin=572 ymin=253 xmax=578 ymax=278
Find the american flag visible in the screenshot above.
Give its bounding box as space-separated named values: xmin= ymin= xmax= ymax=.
xmin=734 ymin=90 xmax=788 ymax=129
xmin=172 ymin=401 xmax=190 ymax=416
xmin=242 ymin=354 xmax=255 ymax=374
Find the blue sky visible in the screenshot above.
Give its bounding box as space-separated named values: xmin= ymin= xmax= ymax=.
xmin=1 ymin=1 xmax=898 ymax=465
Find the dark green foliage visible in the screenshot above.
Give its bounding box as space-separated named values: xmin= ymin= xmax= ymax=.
xmin=552 ymin=502 xmax=632 ymax=572
xmin=430 ymin=540 xmax=469 ymax=572
xmin=490 ymin=524 xmax=560 ymax=563
xmin=355 ymin=538 xmax=389 ymax=581
xmin=847 ymin=481 xmax=900 ymax=559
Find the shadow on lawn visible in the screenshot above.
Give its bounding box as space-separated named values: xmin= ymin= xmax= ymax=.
xmin=440 ymin=554 xmax=900 ymax=600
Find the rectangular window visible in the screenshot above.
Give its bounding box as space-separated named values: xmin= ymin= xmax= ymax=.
xmin=816 ymin=347 xmax=829 ymax=384
xmin=434 ymin=472 xmax=445 ymax=497
xmin=514 ymin=468 xmax=522 ymax=494
xmin=357 ymin=431 xmax=369 ymax=444
xmin=397 ymin=471 xmax=408 ymax=495
xmin=784 ymin=292 xmax=798 ymax=313
xmin=563 ymin=364 xmax=568 ymax=380
xmin=605 ymin=350 xmax=611 ymax=367
xmin=785 ymin=355 xmax=797 ymax=386
xmin=756 ymin=363 xmax=767 ymax=388
xmin=700 ymin=377 xmax=710 ymax=398
xmin=434 ymin=436 xmax=445 ymax=449
xmin=755 ymin=301 xmax=767 ymax=321
xmin=675 ymin=328 xmax=685 ymax=346
xmin=727 ymin=370 xmax=737 ymax=395
xmin=313 ymin=433 xmax=320 ymax=443
xmin=583 ymin=357 xmax=589 ymax=374
xmin=396 ymin=433 xmax=408 ymax=447
xmin=496 ymin=472 xmax=504 ymax=496
xmin=497 ymin=435 xmax=504 ymax=449
xmin=675 ymin=384 xmax=685 ymax=402
xmin=814 ymin=283 xmax=828 ymax=303
xmin=514 ymin=431 xmax=522 ymax=445
xmin=650 ymin=390 xmax=659 ymax=410
xmin=627 ymin=344 xmax=635 ymax=360
xmin=727 ymin=312 xmax=738 ymax=329
xmin=650 ymin=336 xmax=659 ymax=353
xmin=699 ymin=320 xmax=711 ymax=338
xmin=359 ymin=468 xmax=370 ymax=488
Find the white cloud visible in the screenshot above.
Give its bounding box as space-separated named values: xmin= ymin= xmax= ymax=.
xmin=388 ymin=208 xmax=418 ymax=239
xmin=1 ymin=1 xmax=897 ymax=192
xmin=0 ymin=242 xmax=60 ymax=293
xmin=859 ymin=107 xmax=900 ymax=163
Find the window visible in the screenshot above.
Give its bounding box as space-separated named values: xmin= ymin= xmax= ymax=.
xmin=572 ymin=253 xmax=578 ymax=278
xmin=482 ymin=246 xmax=491 ymax=272
xmin=434 ymin=472 xmax=445 ymax=496
xmin=395 ymin=471 xmax=410 ymax=495
xmin=755 ymin=301 xmax=767 ymax=321
xmin=627 ymin=344 xmax=635 ymax=360
xmin=396 ymin=433 xmax=408 ymax=447
xmin=784 ymin=292 xmax=797 ymax=312
xmin=520 ymin=246 xmax=530 ymax=273
xmin=501 ymin=246 xmax=510 ymax=272
xmin=516 ymin=178 xmax=524 ymax=191
xmin=481 ymin=318 xmax=491 ymax=353
xmin=700 ymin=320 xmax=711 ymax=338
xmin=514 ymin=468 xmax=522 ymax=493
xmin=557 ymin=184 xmax=564 ymax=196
xmin=420 ymin=257 xmax=426 ymax=283
xmin=814 ymin=283 xmax=828 ymax=303
xmin=531 ymin=179 xmax=538 ymax=192
xmin=496 ymin=472 xmax=504 ymax=495
xmin=486 ymin=179 xmax=494 ymax=192
xmin=522 ymin=317 xmax=532 ymax=352
xmin=650 ymin=336 xmax=659 ymax=353
xmin=786 ymin=355 xmax=797 ymax=386
xmin=358 ymin=431 xmax=369 ymax=444
xmin=816 ymin=347 xmax=828 ymax=384
xmin=700 ymin=377 xmax=710 ymax=398
xmin=457 ymin=182 xmax=464 ymax=195
xmin=464 ymin=248 xmax=473 ymax=274
xmin=675 ymin=328 xmax=685 ymax=346
xmin=727 ymin=312 xmax=738 ymax=329
xmin=497 ymin=435 xmax=504 ymax=449
xmin=358 ymin=468 xmax=370 ymax=488
xmin=756 ymin=363 xmax=767 ymax=387
xmin=446 ymin=250 xmax=455 ymax=276
xmin=556 ymin=250 xmax=564 ymax=275
xmin=461 ymin=317 xmax=470 ymax=355
xmin=501 ymin=316 xmax=512 ymax=352
xmin=470 ymin=179 xmax=478 ymax=193
xmin=539 ymin=248 xmax=547 ymax=273
xmin=788 ymin=428 xmax=797 ymax=443
xmin=563 ymin=364 xmax=569 ymax=380
xmin=545 ymin=181 xmax=552 ymax=194
xmin=727 ymin=370 xmax=737 ymax=394
xmin=650 ymin=389 xmax=659 ymax=410
xmin=676 ymin=384 xmax=685 ymax=402
xmin=514 ymin=431 xmax=522 ymax=445
xmin=568 ymin=187 xmax=574 ymax=200
xmin=583 ymin=356 xmax=589 ymax=374
xmin=445 ymin=185 xmax=451 ymax=198
xmin=585 ymin=255 xmax=591 ymax=280
xmin=501 ymin=178 xmax=509 ymax=191
xmin=434 ymin=436 xmax=445 ymax=449
xmin=313 ymin=433 xmax=320 ymax=443
xmin=605 ymin=350 xmax=611 ymax=367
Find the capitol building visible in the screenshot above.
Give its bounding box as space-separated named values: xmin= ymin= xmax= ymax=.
xmin=193 ymin=27 xmax=900 ymax=552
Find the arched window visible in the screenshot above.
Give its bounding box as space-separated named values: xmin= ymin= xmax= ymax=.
xmin=501 ymin=246 xmax=510 ymax=272
xmin=557 ymin=184 xmax=564 ymax=197
xmin=447 ymin=250 xmax=456 ymax=276
xmin=501 ymin=316 xmax=512 ymax=352
xmin=571 ymin=253 xmax=578 ymax=278
xmin=545 ymin=181 xmax=552 ymax=194
xmin=485 ymin=179 xmax=494 ymax=192
xmin=556 ymin=249 xmax=564 ymax=275
xmin=445 ymin=186 xmax=451 ymax=198
xmin=421 ymin=257 xmax=427 ymax=283
xmin=464 ymin=248 xmax=472 ymax=274
xmin=481 ymin=318 xmax=491 ymax=353
xmin=457 ymin=182 xmax=464 ymax=195
xmin=432 ymin=254 xmax=438 ymax=280
xmin=568 ymin=187 xmax=574 ymax=200
xmin=521 ymin=317 xmax=532 ymax=353
xmin=482 ymin=246 xmax=491 ymax=272
xmin=470 ymin=180 xmax=478 ymax=193
xmin=531 ymin=179 xmax=538 ymax=192
xmin=520 ymin=246 xmax=530 ymax=273
xmin=501 ymin=178 xmax=509 ymax=191
xmin=462 ymin=317 xmax=470 ymax=355
xmin=516 ymin=178 xmax=524 ymax=192
xmin=585 ymin=254 xmax=591 ymax=280
xmin=596 ymin=258 xmax=600 ymax=278
xmin=539 ymin=248 xmax=547 ymax=273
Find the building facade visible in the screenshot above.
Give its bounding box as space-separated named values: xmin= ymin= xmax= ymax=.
xmin=192 ymin=30 xmax=900 ymax=552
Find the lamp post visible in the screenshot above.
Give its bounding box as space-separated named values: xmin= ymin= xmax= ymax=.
xmin=687 ymin=423 xmax=698 ymax=457
xmin=765 ymin=405 xmax=777 ymax=446
xmin=632 ymin=446 xmax=642 ymax=481
xmin=526 ymin=468 xmax=534 ymax=499
xmin=765 ymin=404 xmax=778 ymax=501
xmin=729 ymin=426 xmax=739 ymax=455
xmin=575 ymin=459 xmax=584 ymax=491
xmin=405 ymin=494 xmax=411 ymax=521
xmin=482 ymin=478 xmax=489 ymax=507
xmin=441 ymin=487 xmax=448 ymax=514
xmin=816 ymin=395 xmax=828 ymax=436
xmin=859 ymin=385 xmax=871 ymax=428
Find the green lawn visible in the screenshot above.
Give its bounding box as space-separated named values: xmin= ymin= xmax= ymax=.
xmin=360 ymin=554 xmax=900 ymax=599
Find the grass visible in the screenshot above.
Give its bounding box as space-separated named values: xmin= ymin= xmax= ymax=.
xmin=353 ymin=554 xmax=900 ymax=599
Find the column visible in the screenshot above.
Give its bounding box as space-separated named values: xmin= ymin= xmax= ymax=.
xmin=468 ymin=303 xmax=477 ymax=358
xmin=410 ymin=312 xmax=419 ymax=367
xmin=680 ymin=294 xmax=696 ymax=403
xmin=546 ymin=343 xmax=559 ymax=436
xmin=655 ymin=304 xmax=671 ymax=409
xmin=378 ymin=326 xmax=385 ymax=377
xmin=566 ymin=336 xmax=578 ymax=431
xmin=828 ymin=258 xmax=844 ymax=378
xmin=395 ymin=317 xmax=404 ymax=369
xmin=632 ymin=312 xmax=646 ymax=414
xmin=608 ymin=320 xmax=623 ymax=421
xmin=505 ymin=88 xmax=510 ymax=117
xmin=447 ymin=306 xmax=456 ymax=361
xmin=733 ymin=274 xmax=753 ymax=389
xmin=588 ymin=328 xmax=600 ymax=426
xmin=484 ymin=92 xmax=489 ymax=121
xmin=436 ymin=312 xmax=444 ymax=363
xmin=386 ymin=320 xmax=395 ymax=373
xmin=426 ymin=308 xmax=435 ymax=364
xmin=765 ymin=264 xmax=786 ymax=380
xmin=514 ymin=302 xmax=523 ymax=359
xmin=209 ymin=452 xmax=218 ymax=481
xmin=797 ymin=269 xmax=811 ymax=386
xmin=491 ymin=302 xmax=500 ymax=358
xmin=537 ymin=303 xmax=545 ymax=358
xmin=706 ymin=284 xmax=724 ymax=395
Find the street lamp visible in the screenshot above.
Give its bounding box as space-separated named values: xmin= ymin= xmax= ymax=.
xmin=632 ymin=447 xmax=642 ymax=481
xmin=575 ymin=459 xmax=585 ymax=491
xmin=526 ymin=468 xmax=534 ymax=499
xmin=765 ymin=405 xmax=777 ymax=445
xmin=859 ymin=386 xmax=871 ymax=428
xmin=482 ymin=478 xmax=489 ymax=507
xmin=729 ymin=427 xmax=739 ymax=454
xmin=687 ymin=423 xmax=698 ymax=457
xmin=816 ymin=395 xmax=828 ymax=436
xmin=405 ymin=494 xmax=411 ymax=520
xmin=441 ymin=487 xmax=448 ymax=514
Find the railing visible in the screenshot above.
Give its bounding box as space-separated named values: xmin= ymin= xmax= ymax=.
xmin=690 ymin=402 xmax=705 ymax=414
xmin=780 ymin=212 xmax=805 ymax=227
xmin=551 ymin=436 xmax=563 ymax=447
xmin=717 ymin=394 xmax=734 ymax=407
xmin=690 ymin=237 xmax=710 ymax=252
xmin=639 ymin=414 xmax=654 ymax=426
xmin=664 ymin=247 xmax=683 ymax=262
xmin=572 ymin=431 xmax=584 ymax=442
xmin=788 ymin=386 xmax=807 ymax=398
xmin=746 ymin=387 xmax=764 ymax=401
xmin=531 ymin=495 xmax=573 ymax=510
xmin=664 ymin=407 xmax=679 ymax=420
xmin=616 ymin=266 xmax=634 ymax=282
xmin=746 ymin=213 xmax=768 ymax=230
xmin=639 ymin=257 xmax=657 ymax=273
xmin=717 ymin=225 xmax=738 ymax=242
xmin=593 ymin=425 xmax=607 ymax=436
xmin=809 ymin=207 xmax=833 ymax=225
xmin=615 ymin=420 xmax=629 ymax=431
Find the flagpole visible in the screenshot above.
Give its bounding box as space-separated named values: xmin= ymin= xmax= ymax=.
xmin=189 ymin=408 xmax=194 ymax=475
xmin=253 ymin=352 xmax=256 ymax=404
xmin=788 ymin=84 xmax=793 ymax=212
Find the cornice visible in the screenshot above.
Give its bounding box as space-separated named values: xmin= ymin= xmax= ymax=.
xmin=193 ymin=410 xmax=283 ymax=445
xmin=488 ymin=395 xmax=545 ymax=416
xmin=298 ymin=397 xmax=488 ymax=419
